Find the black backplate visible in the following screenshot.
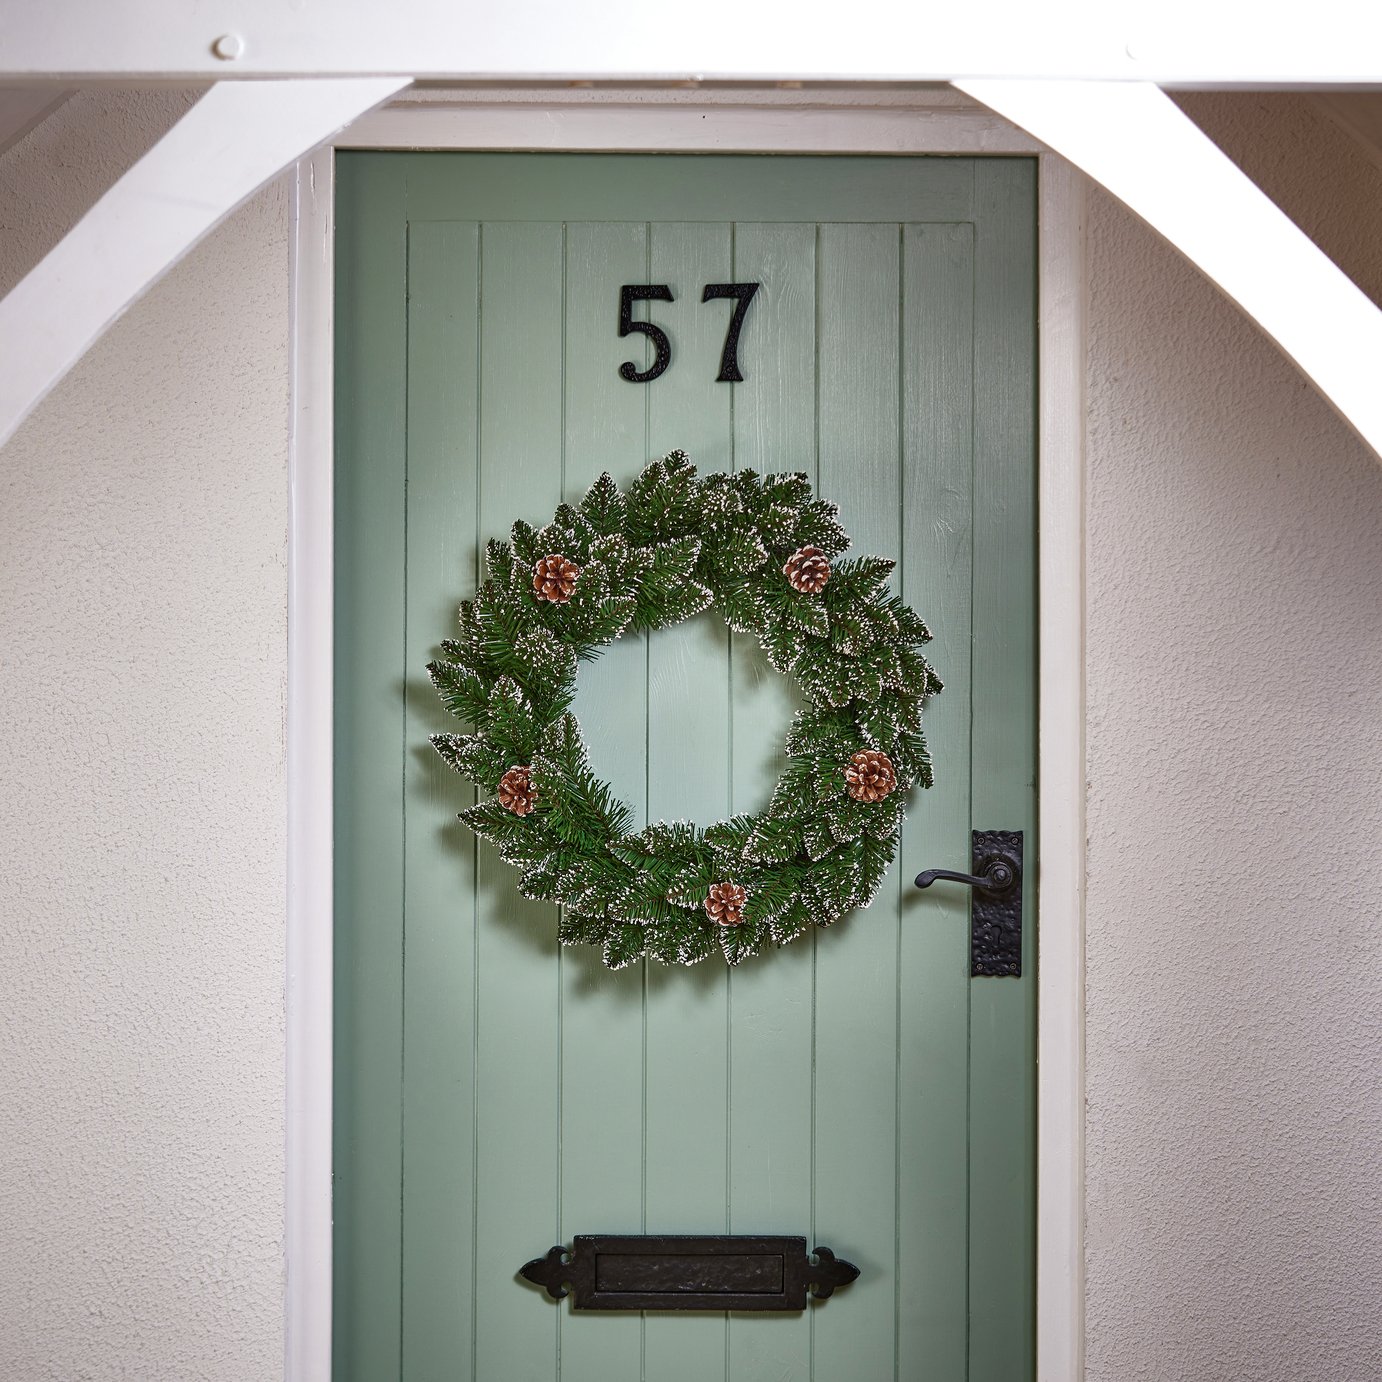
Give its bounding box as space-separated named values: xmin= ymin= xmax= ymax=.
xmin=970 ymin=829 xmax=1024 ymax=977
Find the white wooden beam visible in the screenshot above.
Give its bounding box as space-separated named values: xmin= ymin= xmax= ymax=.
xmin=0 ymin=77 xmax=407 ymax=450
xmin=1 ymin=0 xmax=1380 ymax=83
xmin=957 ymin=79 xmax=1382 ymax=464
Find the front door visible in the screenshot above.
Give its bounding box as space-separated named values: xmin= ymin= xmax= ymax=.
xmin=334 ymin=151 xmax=1036 ymax=1382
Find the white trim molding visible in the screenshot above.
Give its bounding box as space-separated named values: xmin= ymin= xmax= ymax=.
xmin=286 ymin=145 xmax=338 ymax=1382
xmin=1036 ymin=155 xmax=1088 ymax=1382
xmin=0 ymin=77 xmax=406 ymax=450
xmin=345 ymin=84 xmax=1043 ymax=154
xmin=286 ymin=89 xmax=1088 ymax=1381
xmin=957 ymin=78 xmax=1382 ymax=466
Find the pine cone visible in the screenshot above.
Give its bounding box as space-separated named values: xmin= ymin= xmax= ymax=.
xmin=844 ymin=749 xmax=897 ymax=803
xmin=498 ymin=764 xmax=538 ymax=816
xmin=783 ymin=545 xmax=830 ymax=594
xmin=533 ymin=553 xmax=580 ymax=603
xmin=705 ymin=880 xmax=748 ymax=927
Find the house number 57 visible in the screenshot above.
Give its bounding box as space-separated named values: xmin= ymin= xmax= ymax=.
xmin=618 ymin=282 xmax=762 ymax=385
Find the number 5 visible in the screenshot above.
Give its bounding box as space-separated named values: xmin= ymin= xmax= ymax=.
xmin=618 ymin=285 xmax=674 ymax=383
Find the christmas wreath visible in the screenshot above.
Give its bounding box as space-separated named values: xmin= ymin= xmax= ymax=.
xmin=428 ymin=450 xmax=941 ymax=969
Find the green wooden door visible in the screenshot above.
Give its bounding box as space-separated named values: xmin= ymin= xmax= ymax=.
xmin=334 ymin=152 xmax=1035 ymax=1382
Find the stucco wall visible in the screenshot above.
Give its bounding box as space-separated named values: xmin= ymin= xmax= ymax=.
xmin=1084 ymin=93 xmax=1382 ymax=1381
xmin=0 ymin=90 xmax=289 ymax=1380
xmin=1 ymin=86 xmax=1380 ymax=1382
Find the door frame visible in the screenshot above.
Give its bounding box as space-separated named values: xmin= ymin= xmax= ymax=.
xmin=287 ymin=85 xmax=1086 ymax=1382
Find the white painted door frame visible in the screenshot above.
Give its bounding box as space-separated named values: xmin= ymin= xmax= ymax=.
xmin=287 ymin=88 xmax=1087 ymax=1382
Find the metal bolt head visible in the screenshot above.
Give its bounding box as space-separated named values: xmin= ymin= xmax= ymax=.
xmin=212 ymin=33 xmax=244 ymax=60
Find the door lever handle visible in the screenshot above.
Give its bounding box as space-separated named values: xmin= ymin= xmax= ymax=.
xmin=912 ymin=830 xmax=1024 ymax=977
xmin=914 ymin=860 xmax=1017 ymax=894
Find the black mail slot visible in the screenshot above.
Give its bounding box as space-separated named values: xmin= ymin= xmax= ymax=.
xmin=520 ymin=1234 xmax=859 ymax=1312
xmin=596 ymin=1251 xmax=785 ymax=1295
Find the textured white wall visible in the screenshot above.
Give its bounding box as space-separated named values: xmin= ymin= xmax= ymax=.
xmin=1084 ymin=93 xmax=1382 ymax=1381
xmin=3 ymin=85 xmax=1380 ymax=1382
xmin=0 ymin=90 xmax=289 ymax=1380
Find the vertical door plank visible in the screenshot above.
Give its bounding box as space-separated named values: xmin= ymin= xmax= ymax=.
xmin=897 ymin=221 xmax=976 ymax=1382
xmin=472 ymin=221 xmax=565 ymax=1382
xmin=647 ymin=220 xmax=735 ymax=469
xmin=967 ymin=159 xmax=1038 ymax=1382
xmin=813 ymin=221 xmax=903 ymax=1382
xmin=402 ymin=221 xmax=482 ymax=1380
xmin=642 ymin=219 xmax=734 ymax=1382
xmin=726 ymin=220 xmax=816 ymax=1382
xmin=560 ymin=220 xmax=650 ymax=1382
xmin=333 ymin=153 xmax=408 ymax=1382
xmin=732 ymin=222 xmax=816 ymax=474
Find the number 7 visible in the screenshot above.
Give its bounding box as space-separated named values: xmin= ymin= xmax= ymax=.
xmin=701 ymin=282 xmax=761 ymax=383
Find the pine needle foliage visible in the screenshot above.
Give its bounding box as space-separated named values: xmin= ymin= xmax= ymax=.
xmin=428 ymin=451 xmax=940 ymax=969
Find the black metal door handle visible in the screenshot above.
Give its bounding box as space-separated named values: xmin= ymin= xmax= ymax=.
xmin=914 ymin=860 xmax=1016 ymax=893
xmin=913 ymin=830 xmax=1024 ymax=977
